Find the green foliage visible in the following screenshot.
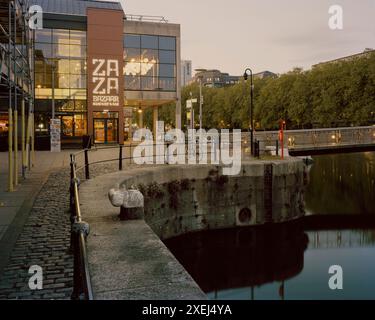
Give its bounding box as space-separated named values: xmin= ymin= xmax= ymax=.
xmin=146 ymin=53 xmax=375 ymax=130
xmin=167 ymin=180 xmax=181 ymax=210
xmin=147 ymin=182 xmax=165 ymax=199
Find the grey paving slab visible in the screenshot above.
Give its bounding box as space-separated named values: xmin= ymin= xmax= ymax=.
xmin=80 ymin=168 xmax=207 ymax=300
xmin=0 ymin=208 xmax=19 ymax=225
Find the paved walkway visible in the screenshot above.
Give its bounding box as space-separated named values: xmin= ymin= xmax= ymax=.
xmin=0 ymin=151 xmax=73 ymax=299
xmin=0 ymin=147 xmax=128 ymax=299
xmin=0 ymin=151 xmax=72 ymax=242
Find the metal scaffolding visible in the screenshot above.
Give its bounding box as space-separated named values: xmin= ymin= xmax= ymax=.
xmin=0 ymin=0 xmax=34 ymax=192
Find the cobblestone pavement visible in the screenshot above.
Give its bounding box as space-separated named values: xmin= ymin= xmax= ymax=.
xmin=0 ymin=169 xmax=73 ymax=300
xmin=0 ymin=162 xmax=122 ymax=300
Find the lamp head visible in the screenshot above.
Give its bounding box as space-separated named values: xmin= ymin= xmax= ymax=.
xmin=244 ymin=68 xmax=252 ymax=81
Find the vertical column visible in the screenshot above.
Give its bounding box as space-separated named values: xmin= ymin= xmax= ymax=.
xmin=21 ymin=98 xmax=26 ymax=178
xmin=31 ymin=112 xmax=35 ymax=167
xmin=14 ymin=108 xmax=18 ymax=186
xmin=153 ymin=106 xmax=158 ymax=140
xmin=138 ymin=109 xmax=143 ymax=129
xmin=8 ymin=1 xmax=13 ymax=192
xmin=8 ymin=108 xmax=13 ymax=191
xmin=13 ymin=1 xmax=18 ymax=186
xmin=175 ymin=26 xmax=182 ymax=130
xmin=128 ymin=115 xmax=133 ymax=141
xmin=175 ymin=99 xmax=181 ymax=130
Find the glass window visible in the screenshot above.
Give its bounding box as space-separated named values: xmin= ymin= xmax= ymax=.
xmin=124 ymin=62 xmax=140 ymax=76
xmin=141 ymin=49 xmax=158 ymax=63
xmin=53 ymin=43 xmax=70 ymax=58
xmin=57 ymin=74 xmax=70 ymax=88
xmin=140 ymin=62 xmax=157 ymax=77
xmin=74 ymin=114 xmax=87 ymax=136
xmin=159 ymin=36 xmax=176 ymax=50
xmin=52 ymin=29 xmax=70 ymax=44
xmin=35 ymin=72 xmax=52 ymax=88
xmin=159 ymin=64 xmax=175 ymax=78
xmin=70 ymin=89 xmax=87 ymax=100
xmin=69 ymin=60 xmax=86 ymax=74
xmin=70 ymin=74 xmax=86 ymax=89
xmin=69 ymin=45 xmax=86 ymax=58
xmin=159 ymin=78 xmax=175 ymax=91
xmin=70 ymin=30 xmax=86 ymax=46
xmin=123 ymin=34 xmax=177 ymax=92
xmin=124 ymin=34 xmax=141 ymax=48
xmin=159 ymin=50 xmax=175 ymax=64
xmin=124 ymin=48 xmax=140 ymax=62
xmin=35 ymin=29 xmax=52 ymax=43
xmin=56 ymin=59 xmax=70 ymax=74
xmin=93 ymin=112 xmax=119 ymax=118
xmin=53 ymin=89 xmax=70 ymax=98
xmin=125 ymin=75 xmax=140 ymax=90
xmin=35 ymin=59 xmax=54 ymax=73
xmin=35 ymin=43 xmax=53 ymax=59
xmin=141 ymin=35 xmax=158 ymax=49
xmin=75 ymin=100 xmax=87 ymax=111
xmin=141 ymin=77 xmax=159 ymax=90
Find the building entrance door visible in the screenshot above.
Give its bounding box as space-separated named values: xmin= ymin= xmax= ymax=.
xmin=61 ymin=116 xmax=74 ymax=137
xmin=94 ymin=118 xmax=118 ymax=144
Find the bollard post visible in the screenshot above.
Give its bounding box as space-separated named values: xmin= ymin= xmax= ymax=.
xmin=130 ymin=144 xmax=132 ymax=165
xmin=84 ymin=149 xmax=89 ymax=180
xmin=119 ymin=145 xmax=123 ymax=171
xmin=276 ymin=140 xmax=279 ymax=156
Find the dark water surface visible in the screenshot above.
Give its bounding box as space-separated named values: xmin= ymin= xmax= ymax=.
xmin=164 ymin=152 xmax=375 ymax=300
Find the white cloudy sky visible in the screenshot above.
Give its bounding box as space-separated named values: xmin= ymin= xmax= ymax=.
xmin=113 ymin=0 xmax=375 ymax=75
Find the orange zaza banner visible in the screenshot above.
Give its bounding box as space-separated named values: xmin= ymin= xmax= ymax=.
xmin=87 ymin=8 xmax=124 ymax=110
xmin=87 ymin=7 xmax=124 ymax=142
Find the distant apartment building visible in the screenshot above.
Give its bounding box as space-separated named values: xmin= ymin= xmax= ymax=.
xmin=253 ymin=70 xmax=278 ymax=79
xmin=181 ymin=60 xmax=192 ymax=87
xmin=192 ymin=69 xmax=240 ymax=88
xmin=313 ymin=48 xmax=375 ymax=68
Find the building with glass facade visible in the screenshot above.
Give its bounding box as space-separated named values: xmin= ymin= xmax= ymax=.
xmin=31 ymin=0 xmax=181 ymax=147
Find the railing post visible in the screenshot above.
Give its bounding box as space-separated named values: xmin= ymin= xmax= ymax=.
xmin=84 ymin=149 xmax=90 ymax=180
xmin=119 ymin=145 xmax=123 ymax=171
xmin=71 ymin=231 xmax=81 ymax=300
xmin=69 ymin=155 xmax=75 ymax=214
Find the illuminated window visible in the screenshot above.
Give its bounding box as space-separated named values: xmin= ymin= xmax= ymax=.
xmin=34 ymin=29 xmax=87 ymax=99
xmin=123 ymin=34 xmax=176 ymax=91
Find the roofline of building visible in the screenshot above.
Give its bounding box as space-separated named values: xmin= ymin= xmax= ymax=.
xmin=313 ymin=49 xmax=375 ymax=67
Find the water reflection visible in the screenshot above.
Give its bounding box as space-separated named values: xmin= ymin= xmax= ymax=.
xmin=165 ymin=226 xmax=375 ymax=300
xmin=164 ymin=152 xmax=375 ymax=299
xmin=165 ymin=221 xmax=308 ymax=297
xmin=305 ymin=152 xmax=375 ymax=215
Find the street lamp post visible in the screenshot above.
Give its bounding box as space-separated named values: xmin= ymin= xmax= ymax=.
xmin=244 ymin=68 xmax=254 ymax=156
xmin=195 ymin=69 xmax=207 ymax=130
xmin=198 ymin=77 xmax=203 ymax=129
xmin=51 ymin=61 xmax=56 ymax=120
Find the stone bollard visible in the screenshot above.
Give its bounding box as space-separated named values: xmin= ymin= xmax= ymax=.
xmin=108 ymin=186 xmax=144 ymax=221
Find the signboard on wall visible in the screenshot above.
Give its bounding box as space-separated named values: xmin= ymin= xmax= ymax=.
xmin=124 ymin=107 xmax=133 ymax=118
xmin=87 ymin=7 xmax=125 ymax=143
xmin=91 ymin=58 xmax=121 ymax=107
xmin=50 ymin=119 xmax=61 ymax=153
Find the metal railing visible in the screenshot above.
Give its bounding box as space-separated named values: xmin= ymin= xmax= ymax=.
xmin=125 ymin=14 xmax=169 ymax=23
xmin=68 ymin=134 xmax=271 ymax=300
xmin=69 ymin=153 xmax=93 ymax=300
xmin=68 ymin=139 xmax=236 ymax=299
xmin=250 ymin=126 xmax=375 ymax=152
